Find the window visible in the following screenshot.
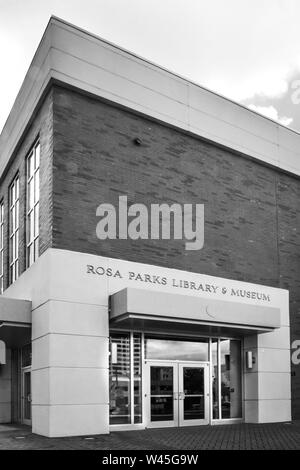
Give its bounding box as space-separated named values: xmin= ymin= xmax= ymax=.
xmin=26 ymin=141 xmax=40 ymax=267
xmin=9 ymin=175 xmax=19 ymax=284
xmin=0 ymin=201 xmax=3 ymax=293
xmin=210 ymin=338 xmax=242 ymax=420
xmin=109 ymin=332 xmax=142 ymax=425
xmin=145 ymin=337 xmax=209 ymax=361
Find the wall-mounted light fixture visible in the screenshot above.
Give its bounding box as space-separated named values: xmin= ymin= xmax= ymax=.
xmin=0 ymin=340 xmax=6 ymax=365
xmin=246 ymin=350 xmax=255 ymax=369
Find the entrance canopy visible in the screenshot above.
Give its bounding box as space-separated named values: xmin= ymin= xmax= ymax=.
xmin=0 ymin=296 xmax=32 ymax=348
xmin=110 ymin=288 xmax=281 ymax=337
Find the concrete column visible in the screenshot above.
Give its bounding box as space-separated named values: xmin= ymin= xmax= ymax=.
xmin=244 ymin=295 xmax=291 ymax=423
xmin=31 ymin=300 xmax=109 ymax=437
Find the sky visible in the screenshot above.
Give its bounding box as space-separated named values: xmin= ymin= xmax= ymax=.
xmin=1 ymin=0 xmax=300 ymax=133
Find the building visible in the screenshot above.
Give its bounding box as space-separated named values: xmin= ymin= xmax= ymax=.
xmin=0 ymin=16 xmax=299 ymax=437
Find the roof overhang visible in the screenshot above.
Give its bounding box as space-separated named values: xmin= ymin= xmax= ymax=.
xmin=110 ymin=288 xmax=281 ymax=337
xmin=0 ymin=297 xmax=32 ymax=348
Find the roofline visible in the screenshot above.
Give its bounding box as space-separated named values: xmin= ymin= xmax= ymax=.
xmin=0 ymin=15 xmax=299 ymax=178
xmin=48 ymin=15 xmax=300 ymax=137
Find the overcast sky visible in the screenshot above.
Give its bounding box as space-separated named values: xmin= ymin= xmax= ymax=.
xmin=1 ymin=0 xmax=300 ymax=132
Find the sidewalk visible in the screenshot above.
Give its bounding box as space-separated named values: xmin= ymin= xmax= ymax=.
xmin=0 ymin=422 xmax=299 ymax=450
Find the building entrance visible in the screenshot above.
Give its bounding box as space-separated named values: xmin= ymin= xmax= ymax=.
xmin=145 ymin=361 xmax=209 ymax=428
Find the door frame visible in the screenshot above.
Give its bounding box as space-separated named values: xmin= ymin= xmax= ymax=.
xmin=145 ymin=361 xmax=179 ymax=428
xmin=21 ymin=367 xmax=32 ymax=426
xmin=145 ymin=359 xmax=210 ymax=429
xmin=178 ymin=362 xmax=209 ymax=427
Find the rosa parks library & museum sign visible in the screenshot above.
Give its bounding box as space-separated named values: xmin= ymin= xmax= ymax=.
xmin=86 ymin=264 xmax=272 ymax=302
xmin=86 ymin=262 xmax=300 ymax=365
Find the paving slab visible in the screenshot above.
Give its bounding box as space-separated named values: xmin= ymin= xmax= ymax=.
xmin=0 ymin=422 xmax=299 ymax=450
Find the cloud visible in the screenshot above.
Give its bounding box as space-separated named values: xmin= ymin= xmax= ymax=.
xmin=248 ymin=104 xmax=293 ymax=127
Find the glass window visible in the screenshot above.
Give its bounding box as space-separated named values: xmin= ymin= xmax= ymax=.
xmin=220 ymin=339 xmax=242 ymax=419
xmin=109 ymin=332 xmax=143 ymax=425
xmin=21 ymin=343 xmax=32 ymax=368
xmin=145 ymin=337 xmax=209 ymax=361
xmin=26 ymin=141 xmax=40 ymax=268
xmin=9 ymin=175 xmax=19 ymax=284
xmin=211 ymin=339 xmax=219 ymax=419
xmin=109 ymin=333 xmax=131 ymax=424
xmin=133 ymin=334 xmax=142 ymax=423
xmin=150 ymin=366 xmax=174 ymax=422
xmin=0 ymin=201 xmax=3 ymax=294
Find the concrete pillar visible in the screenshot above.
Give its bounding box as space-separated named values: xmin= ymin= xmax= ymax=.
xmin=244 ymin=293 xmax=291 ymax=423
xmin=31 ymin=300 xmax=109 ymax=437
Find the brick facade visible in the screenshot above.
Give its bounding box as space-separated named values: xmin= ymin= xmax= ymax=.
xmin=52 ymin=85 xmax=300 ymax=418
xmin=0 ymin=90 xmax=53 ymax=291
xmin=0 ymin=83 xmax=299 ymax=418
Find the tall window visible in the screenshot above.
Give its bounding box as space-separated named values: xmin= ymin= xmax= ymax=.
xmin=0 ymin=201 xmax=4 ymax=293
xmin=26 ymin=141 xmax=40 ymax=267
xmin=109 ymin=332 xmax=142 ymax=425
xmin=9 ymin=175 xmax=19 ymax=284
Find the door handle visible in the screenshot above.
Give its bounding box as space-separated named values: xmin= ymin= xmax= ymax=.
xmin=174 ymin=392 xmax=178 ymax=401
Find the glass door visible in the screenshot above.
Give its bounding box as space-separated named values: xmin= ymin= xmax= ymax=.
xmin=22 ymin=368 xmax=32 ymax=425
xmin=146 ymin=361 xmax=209 ymax=428
xmin=178 ymin=363 xmax=209 ymax=426
xmin=146 ymin=362 xmax=178 ymax=428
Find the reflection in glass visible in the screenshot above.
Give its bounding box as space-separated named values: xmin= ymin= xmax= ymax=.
xmin=23 ymin=371 xmax=31 ymax=420
xmin=109 ymin=334 xmax=131 ymax=424
xmin=21 ymin=344 xmax=32 ymax=368
xmin=211 ymin=339 xmax=219 ymax=419
xmin=151 ymin=366 xmax=173 ymax=395
xmin=183 ymin=367 xmax=204 ymax=420
xmin=151 ymin=397 xmax=174 ymax=421
xmin=220 ymin=339 xmax=242 ymax=419
xmin=145 ymin=337 xmax=209 ymax=361
xmin=150 ymin=366 xmax=174 ymax=421
xmin=133 ymin=334 xmax=142 ymax=423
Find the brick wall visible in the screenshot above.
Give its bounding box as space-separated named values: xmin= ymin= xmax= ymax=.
xmin=53 ymin=85 xmax=280 ymax=285
xmin=52 ymin=85 xmax=300 ymax=418
xmin=0 ymin=90 xmax=53 ymax=290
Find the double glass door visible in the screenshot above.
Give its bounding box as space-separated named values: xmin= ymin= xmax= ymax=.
xmin=146 ymin=361 xmax=209 ymax=428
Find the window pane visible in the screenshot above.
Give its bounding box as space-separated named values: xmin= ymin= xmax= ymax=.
xmin=22 ymin=343 xmax=32 ymax=367
xmin=145 ymin=337 xmax=208 ymax=361
xmin=15 ymin=231 xmax=19 ymax=260
xmin=28 ymin=211 xmax=33 ymax=242
xmin=35 ymin=143 xmax=40 ymax=168
xmin=220 ymin=339 xmax=242 ymax=419
xmin=34 ymin=238 xmax=39 ymax=260
xmin=150 ymin=366 xmax=174 ymax=422
xmin=29 ymin=179 xmax=34 ymax=210
xmin=211 ymin=339 xmax=219 ymax=419
xmin=27 ymin=153 xmax=33 ymax=179
xmin=133 ymin=334 xmax=142 ymax=423
xmin=15 ymin=178 xmax=19 ymax=199
xmin=15 ymin=200 xmax=19 ymax=230
xmin=11 ymin=206 xmax=15 ymax=233
xmin=109 ymin=334 xmax=131 ymax=424
xmin=34 ymin=204 xmax=39 ymax=238
xmin=34 ymin=170 xmax=39 ymax=204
